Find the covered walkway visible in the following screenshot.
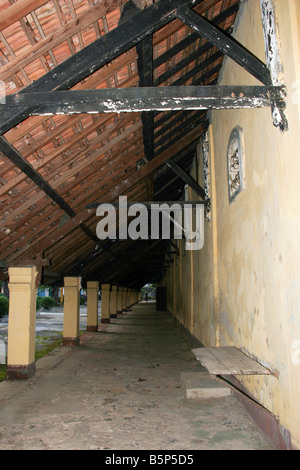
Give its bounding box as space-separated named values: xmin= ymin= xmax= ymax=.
xmin=0 ymin=302 xmax=274 ymax=450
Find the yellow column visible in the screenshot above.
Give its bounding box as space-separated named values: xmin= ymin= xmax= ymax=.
xmin=129 ymin=289 xmax=133 ymax=307
xmin=110 ymin=285 xmax=118 ymax=318
xmin=117 ymin=286 xmax=124 ymax=314
xmin=101 ymin=284 xmax=110 ymax=323
xmin=126 ymin=288 xmax=131 ymax=310
xmin=60 ymin=287 xmax=64 ymax=304
xmin=6 ymin=266 xmax=37 ymax=380
xmin=122 ymin=287 xmax=128 ymax=311
xmin=63 ymin=276 xmax=81 ymax=346
xmin=87 ymin=281 xmax=99 ymax=332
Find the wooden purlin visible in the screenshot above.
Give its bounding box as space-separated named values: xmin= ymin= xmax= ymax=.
xmin=0 ymin=117 xmax=142 ymax=228
xmin=1 ymin=119 xmax=205 ymax=268
xmin=3 ymin=172 xmax=150 ymax=264
xmin=0 ymin=130 xmax=144 ymax=260
xmin=0 ymin=130 xmax=143 ymax=242
xmin=0 ymin=0 xmax=50 ymax=32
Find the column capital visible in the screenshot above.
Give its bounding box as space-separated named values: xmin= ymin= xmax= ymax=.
xmin=64 ymin=276 xmax=81 ymax=288
xmin=8 ymin=266 xmax=37 ymax=288
xmin=87 ymin=281 xmax=99 ymax=289
xmin=101 ymin=283 xmax=111 ymax=290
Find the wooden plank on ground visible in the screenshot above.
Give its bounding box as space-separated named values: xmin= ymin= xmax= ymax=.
xmin=191 ymin=347 xmax=271 ymax=376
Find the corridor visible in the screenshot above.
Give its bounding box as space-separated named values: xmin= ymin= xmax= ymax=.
xmin=0 ymin=303 xmax=274 ymax=450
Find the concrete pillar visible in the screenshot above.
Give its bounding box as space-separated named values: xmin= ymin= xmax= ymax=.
xmin=110 ymin=285 xmax=118 ymax=318
xmin=101 ymin=284 xmax=110 ymax=323
xmin=87 ymin=281 xmax=99 ymax=332
xmin=130 ymin=289 xmax=135 ymax=306
xmin=117 ymin=286 xmax=124 ymax=314
xmin=122 ymin=287 xmax=128 ymax=311
xmin=6 ymin=266 xmax=37 ymax=380
xmin=127 ymin=288 xmax=132 ymax=309
xmin=63 ymin=276 xmax=81 ymax=346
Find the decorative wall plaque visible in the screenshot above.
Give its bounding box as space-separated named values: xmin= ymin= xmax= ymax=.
xmin=202 ymin=131 xmax=211 ymax=221
xmin=227 ymin=126 xmax=245 ymax=203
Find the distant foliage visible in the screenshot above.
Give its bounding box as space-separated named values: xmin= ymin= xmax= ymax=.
xmin=0 ymin=294 xmax=9 ymax=317
xmin=36 ymin=296 xmax=43 ymax=310
xmin=41 ymin=296 xmax=56 ymax=310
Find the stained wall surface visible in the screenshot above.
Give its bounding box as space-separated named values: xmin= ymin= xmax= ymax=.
xmin=162 ymin=0 xmax=300 ymax=449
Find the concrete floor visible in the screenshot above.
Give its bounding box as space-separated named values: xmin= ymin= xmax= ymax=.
xmin=0 ymin=302 xmax=275 ymax=450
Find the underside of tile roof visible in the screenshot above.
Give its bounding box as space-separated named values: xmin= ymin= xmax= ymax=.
xmin=0 ymin=0 xmax=243 ymax=288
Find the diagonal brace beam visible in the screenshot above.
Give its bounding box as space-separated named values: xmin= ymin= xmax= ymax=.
xmin=165 ymin=159 xmax=206 ymax=201
xmin=0 ymin=135 xmax=99 ymax=244
xmin=176 ymin=5 xmax=272 ymax=86
xmin=0 ymin=136 xmax=76 ymax=220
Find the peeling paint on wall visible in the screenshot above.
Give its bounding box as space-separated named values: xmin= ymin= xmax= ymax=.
xmin=260 ymin=0 xmax=288 ymax=131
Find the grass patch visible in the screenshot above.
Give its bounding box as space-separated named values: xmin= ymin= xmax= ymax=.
xmin=0 ymin=364 xmax=6 ymax=382
xmin=35 ymin=333 xmax=63 ymax=361
xmin=0 ymin=333 xmax=64 ymax=381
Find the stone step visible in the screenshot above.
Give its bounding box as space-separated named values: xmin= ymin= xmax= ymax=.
xmin=181 ymin=371 xmax=232 ymax=399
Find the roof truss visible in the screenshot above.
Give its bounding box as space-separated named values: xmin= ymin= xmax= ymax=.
xmin=0 ymin=0 xmax=286 ymax=287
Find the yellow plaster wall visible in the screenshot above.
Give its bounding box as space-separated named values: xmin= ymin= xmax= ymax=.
xmin=164 ymin=0 xmax=300 ymax=448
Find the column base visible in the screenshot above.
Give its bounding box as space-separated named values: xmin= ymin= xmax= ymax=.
xmin=63 ymin=336 xmax=80 ymax=347
xmin=6 ymin=362 xmax=36 ymax=380
xmin=87 ymin=325 xmax=98 ymax=332
xmin=101 ymin=318 xmax=110 ymax=324
xmin=110 ymin=314 xmax=117 ymax=318
xmin=117 ymin=310 xmax=123 ymax=315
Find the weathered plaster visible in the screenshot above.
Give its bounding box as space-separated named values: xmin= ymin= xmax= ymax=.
xmin=163 ymin=0 xmax=300 ymax=449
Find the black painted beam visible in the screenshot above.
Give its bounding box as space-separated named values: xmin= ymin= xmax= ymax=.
xmin=153 ymin=2 xmax=240 ymax=70
xmin=156 ymin=114 xmax=203 ymax=158
xmin=176 ymin=5 xmax=272 ymax=86
xmin=2 ymin=86 xmax=286 ymax=114
xmin=119 ymin=0 xmax=155 ymax=161
xmin=137 ymin=36 xmax=155 ymax=161
xmin=0 ymin=135 xmax=99 ymax=244
xmin=154 ymin=112 xmax=207 ymax=151
xmin=86 ymin=200 xmax=205 ymax=209
xmin=0 ymin=0 xmax=203 ymax=135
xmin=165 ymin=159 xmax=206 ymax=201
xmin=0 ymin=136 xmax=76 ymax=219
